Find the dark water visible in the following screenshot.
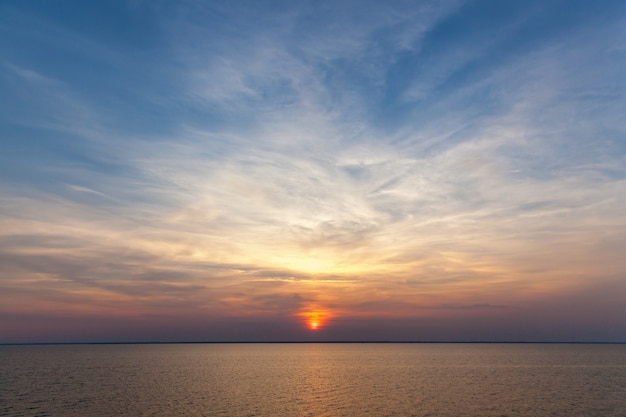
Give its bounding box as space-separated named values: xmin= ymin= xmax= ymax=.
xmin=1 ymin=343 xmax=625 ymax=417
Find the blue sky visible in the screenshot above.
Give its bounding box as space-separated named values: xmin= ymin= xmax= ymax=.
xmin=1 ymin=0 xmax=625 ymax=342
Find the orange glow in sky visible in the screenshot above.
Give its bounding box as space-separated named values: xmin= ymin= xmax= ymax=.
xmin=302 ymin=311 xmax=326 ymax=331
xmin=1 ymin=0 xmax=626 ymax=345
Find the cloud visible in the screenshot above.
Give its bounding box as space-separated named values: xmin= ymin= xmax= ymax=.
xmin=1 ymin=0 xmax=626 ymax=341
xmin=433 ymin=303 xmax=508 ymax=310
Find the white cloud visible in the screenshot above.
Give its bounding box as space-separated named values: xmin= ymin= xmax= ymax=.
xmin=1 ymin=0 xmax=626 ymax=340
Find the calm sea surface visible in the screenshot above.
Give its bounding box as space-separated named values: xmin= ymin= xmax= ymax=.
xmin=1 ymin=343 xmax=625 ymax=417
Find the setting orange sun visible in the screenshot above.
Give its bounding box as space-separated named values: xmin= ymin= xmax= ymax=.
xmin=301 ymin=311 xmax=327 ymax=331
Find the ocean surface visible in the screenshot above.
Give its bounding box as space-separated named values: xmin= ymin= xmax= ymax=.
xmin=1 ymin=343 xmax=625 ymax=417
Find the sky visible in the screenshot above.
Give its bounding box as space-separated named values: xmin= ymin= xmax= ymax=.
xmin=1 ymin=0 xmax=625 ymax=343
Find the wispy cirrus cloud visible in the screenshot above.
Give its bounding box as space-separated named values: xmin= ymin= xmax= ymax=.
xmin=1 ymin=0 xmax=625 ymax=341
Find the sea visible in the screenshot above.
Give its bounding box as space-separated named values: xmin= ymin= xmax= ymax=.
xmin=1 ymin=343 xmax=625 ymax=417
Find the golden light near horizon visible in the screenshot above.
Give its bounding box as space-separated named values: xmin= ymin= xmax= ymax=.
xmin=301 ymin=311 xmax=328 ymax=331
xmin=1 ymin=0 xmax=625 ymax=347
xmin=267 ymin=251 xmax=386 ymax=276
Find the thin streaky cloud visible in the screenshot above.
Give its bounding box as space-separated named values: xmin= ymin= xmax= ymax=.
xmin=0 ymin=0 xmax=625 ymax=342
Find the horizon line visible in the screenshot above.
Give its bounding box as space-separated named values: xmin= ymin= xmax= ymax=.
xmin=2 ymin=341 xmax=625 ymax=346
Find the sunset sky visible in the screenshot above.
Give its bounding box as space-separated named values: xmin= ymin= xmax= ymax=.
xmin=1 ymin=0 xmax=625 ymax=343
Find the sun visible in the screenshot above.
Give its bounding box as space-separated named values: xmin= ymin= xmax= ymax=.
xmin=301 ymin=311 xmax=327 ymax=331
